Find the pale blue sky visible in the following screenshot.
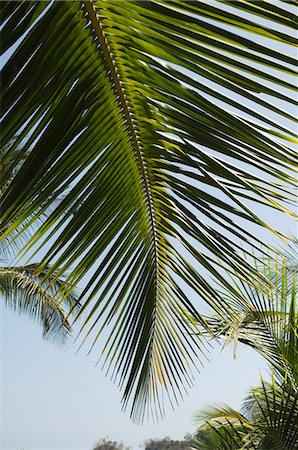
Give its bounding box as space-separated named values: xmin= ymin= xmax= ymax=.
xmin=1 ymin=2 xmax=297 ymax=449
xmin=1 ymin=308 xmax=266 ymax=450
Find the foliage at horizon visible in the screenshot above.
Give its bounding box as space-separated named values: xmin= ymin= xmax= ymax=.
xmin=1 ymin=0 xmax=297 ymax=421
xmin=92 ymin=438 xmax=131 ymax=450
xmin=144 ymin=435 xmax=193 ymax=450
xmin=92 ymin=435 xmax=194 ymax=450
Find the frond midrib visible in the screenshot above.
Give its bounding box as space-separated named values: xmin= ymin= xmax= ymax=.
xmin=82 ymin=1 xmax=163 ymax=415
xmin=82 ymin=0 xmax=159 ymax=267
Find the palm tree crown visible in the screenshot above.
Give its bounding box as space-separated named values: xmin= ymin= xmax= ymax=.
xmin=192 ymin=250 xmax=298 ymax=449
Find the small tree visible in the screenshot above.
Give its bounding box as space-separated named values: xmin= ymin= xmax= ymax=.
xmin=92 ymin=438 xmax=130 ymax=450
xmin=144 ymin=435 xmax=193 ymax=450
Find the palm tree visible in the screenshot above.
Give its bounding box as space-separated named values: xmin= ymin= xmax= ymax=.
xmin=1 ymin=1 xmax=297 ymax=421
xmin=0 ymin=140 xmax=80 ymax=342
xmin=192 ymin=250 xmax=298 ymax=449
xmin=192 ymin=377 xmax=298 ymax=449
xmin=204 ymin=244 xmax=298 ymax=384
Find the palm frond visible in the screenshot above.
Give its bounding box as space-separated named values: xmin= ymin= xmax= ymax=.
xmin=1 ymin=0 xmax=297 ymax=420
xmin=205 ymin=249 xmax=298 ymax=386
xmin=244 ymin=377 xmax=298 ymax=450
xmin=192 ymin=403 xmax=258 ymax=449
xmin=193 ymin=375 xmax=298 ymax=450
xmin=0 ymin=263 xmax=80 ymax=342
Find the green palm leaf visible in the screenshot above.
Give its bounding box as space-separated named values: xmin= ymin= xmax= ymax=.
xmin=193 ymin=248 xmax=298 ymax=449
xmin=192 ymin=404 xmax=258 ymax=449
xmin=0 ymin=1 xmax=297 ymax=420
xmin=193 ymin=377 xmax=298 ymax=449
xmin=205 ymin=249 xmax=298 ymax=386
xmin=0 ymin=139 xmax=80 ymax=342
xmin=0 ymin=263 xmax=79 ymax=342
xmin=246 ymin=378 xmax=298 ymax=450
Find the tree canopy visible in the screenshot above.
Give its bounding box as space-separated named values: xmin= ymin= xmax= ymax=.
xmin=144 ymin=435 xmax=193 ymax=450
xmin=92 ymin=438 xmax=130 ymax=450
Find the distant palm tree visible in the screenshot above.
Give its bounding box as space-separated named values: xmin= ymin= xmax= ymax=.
xmin=192 ymin=249 xmax=298 ymax=449
xmin=1 ymin=1 xmax=297 ymax=420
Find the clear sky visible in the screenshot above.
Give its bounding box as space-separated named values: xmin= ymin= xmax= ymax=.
xmin=1 ymin=2 xmax=297 ymax=449
xmin=1 ymin=305 xmax=267 ymax=450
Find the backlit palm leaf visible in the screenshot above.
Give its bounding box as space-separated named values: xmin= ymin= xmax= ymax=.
xmin=246 ymin=378 xmax=298 ymax=449
xmin=0 ymin=1 xmax=297 ymax=420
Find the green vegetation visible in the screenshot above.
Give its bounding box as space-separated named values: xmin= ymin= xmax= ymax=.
xmin=192 ymin=249 xmax=298 ymax=448
xmin=1 ymin=0 xmax=296 ymax=426
xmin=92 ymin=435 xmax=193 ymax=450
xmin=0 ymin=140 xmax=80 ymax=341
xmin=144 ymin=435 xmax=193 ymax=450
xmin=91 ymin=249 xmax=298 ymax=448
xmin=92 ymin=439 xmax=131 ymax=450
